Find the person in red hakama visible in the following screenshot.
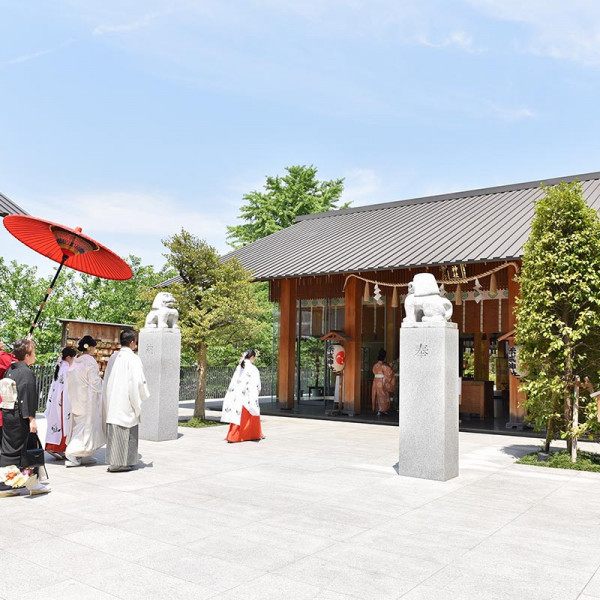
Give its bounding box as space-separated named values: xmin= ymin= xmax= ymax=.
xmin=372 ymin=349 xmax=396 ymax=416
xmin=220 ymin=350 xmax=263 ymax=442
xmin=44 ymin=346 xmax=77 ymax=459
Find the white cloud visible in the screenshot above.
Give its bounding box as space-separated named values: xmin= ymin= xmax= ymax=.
xmin=488 ymin=104 xmax=536 ymax=122
xmin=27 ymin=191 xmax=222 ymax=237
xmin=342 ymin=169 xmax=385 ymax=206
xmin=3 ymin=39 xmax=75 ymax=69
xmin=14 ymin=190 xmax=235 ymax=271
xmin=415 ymin=30 xmax=479 ymax=52
xmin=93 ymin=10 xmax=169 ymax=36
xmin=466 ymin=0 xmax=600 ymax=65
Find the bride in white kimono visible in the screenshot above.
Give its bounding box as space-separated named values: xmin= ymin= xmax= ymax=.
xmin=220 ymin=350 xmax=263 ymax=442
xmin=64 ymin=336 xmax=106 ymax=467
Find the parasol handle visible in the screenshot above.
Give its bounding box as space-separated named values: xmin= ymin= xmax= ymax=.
xmin=28 ymin=255 xmax=68 ymax=336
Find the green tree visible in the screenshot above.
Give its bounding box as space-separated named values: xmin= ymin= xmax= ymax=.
xmin=226 ymin=164 xmax=347 ymax=248
xmin=0 ymin=256 xmax=172 ymax=363
xmin=73 ymin=256 xmax=176 ymax=327
xmin=0 ymin=258 xmax=77 ymax=362
xmin=516 ymin=181 xmax=600 ymax=459
xmin=206 ymin=281 xmax=276 ymax=368
xmin=224 ymin=164 xmax=347 ymax=372
xmin=163 ymin=229 xmax=264 ymax=418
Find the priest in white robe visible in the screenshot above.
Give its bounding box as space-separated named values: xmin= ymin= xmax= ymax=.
xmin=104 ymin=329 xmax=150 ymax=472
xmin=65 ymin=336 xmax=106 ymax=467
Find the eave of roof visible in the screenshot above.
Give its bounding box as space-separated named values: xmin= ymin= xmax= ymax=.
xmin=0 ymin=192 xmax=28 ymax=217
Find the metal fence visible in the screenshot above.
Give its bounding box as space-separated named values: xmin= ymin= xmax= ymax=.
xmin=33 ymin=364 xmax=278 ymax=410
xmin=179 ymin=365 xmax=276 ymax=402
xmin=32 ymin=365 xmax=55 ymax=411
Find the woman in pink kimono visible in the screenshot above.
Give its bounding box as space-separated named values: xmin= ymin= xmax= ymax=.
xmin=372 ymin=349 xmax=396 ymax=416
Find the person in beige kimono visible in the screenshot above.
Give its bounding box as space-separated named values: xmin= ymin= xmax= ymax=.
xmin=372 ymin=349 xmax=396 ymax=416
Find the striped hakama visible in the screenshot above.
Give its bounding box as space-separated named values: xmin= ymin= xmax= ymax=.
xmin=106 ymin=424 xmax=139 ymax=468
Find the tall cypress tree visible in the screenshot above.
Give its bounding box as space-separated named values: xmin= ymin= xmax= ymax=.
xmin=517 ymin=181 xmax=600 ymax=458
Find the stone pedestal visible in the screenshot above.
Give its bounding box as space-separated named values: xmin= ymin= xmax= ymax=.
xmin=138 ymin=327 xmax=181 ymax=442
xmin=398 ymin=322 xmax=459 ymax=481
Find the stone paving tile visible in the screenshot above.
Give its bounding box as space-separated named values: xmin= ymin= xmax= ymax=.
xmin=168 ymin=475 xmax=266 ymax=500
xmin=430 ymin=552 xmax=594 ymax=592
xmin=22 ymin=509 xmax=107 ymax=537
xmin=399 ymin=584 xmax=516 ymax=600
xmin=199 ymin=496 xmax=284 ymax=521
xmin=471 ymin=536 xmax=600 ymax=571
xmin=313 ymin=540 xmax=446 ymax=583
xmin=136 ymin=547 xmax=266 ymax=592
xmin=70 ymin=561 xmax=217 ymax=599
xmin=233 ymin=482 xmax=327 ymax=509
xmin=419 ymin=566 xmax=585 ymax=600
xmin=3 ymin=415 xmax=599 ymax=600
xmin=291 ymin=495 xmax=400 ymax=530
xmin=309 ymin=592 xmax=357 ymax=600
xmin=133 ymin=483 xmax=224 ymax=508
xmin=53 ymin=497 xmax=149 ymax=525
xmin=211 ymin=572 xmax=327 ymax=600
xmin=63 ymin=524 xmax=174 ymax=559
xmin=189 ymin=533 xmax=308 ymax=571
xmin=0 ymin=549 xmax=70 ymax=596
xmin=115 ymin=513 xmax=216 ymax=546
xmin=273 ymin=555 xmax=415 ymax=599
xmin=0 ymin=519 xmax=55 ymax=549
xmin=7 ymin=535 xmax=125 ymax=574
xmin=16 ymin=579 xmax=117 ymax=600
xmin=267 ymin=511 xmax=370 ymax=542
xmin=236 ymin=521 xmax=335 ymax=555
xmin=338 ymin=527 xmax=479 ymax=563
xmin=583 ymin=569 xmax=600 ymax=597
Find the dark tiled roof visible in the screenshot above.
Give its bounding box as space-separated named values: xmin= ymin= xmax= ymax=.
xmin=0 ymin=192 xmax=28 ymax=217
xmin=161 ymin=170 xmax=600 ymax=285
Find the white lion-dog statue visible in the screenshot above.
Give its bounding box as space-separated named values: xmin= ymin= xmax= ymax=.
xmin=403 ymin=273 xmax=453 ymax=324
xmin=144 ymin=292 xmax=179 ymax=329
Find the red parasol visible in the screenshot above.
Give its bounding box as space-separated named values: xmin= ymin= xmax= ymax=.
xmin=3 ymin=215 xmax=133 ymax=334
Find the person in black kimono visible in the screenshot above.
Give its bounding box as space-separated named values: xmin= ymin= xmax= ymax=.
xmin=0 ymin=338 xmax=38 ymax=468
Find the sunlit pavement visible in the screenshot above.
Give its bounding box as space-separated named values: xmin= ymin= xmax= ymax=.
xmin=2 ymin=415 xmax=600 ymax=600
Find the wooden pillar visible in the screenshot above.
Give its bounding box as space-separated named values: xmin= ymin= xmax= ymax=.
xmin=343 ymin=277 xmax=362 ymax=415
xmin=277 ymin=278 xmax=297 ymax=409
xmin=508 ymin=264 xmax=526 ymax=424
xmin=385 ymin=295 xmax=395 ymax=361
xmin=473 ymin=333 xmax=490 ymax=381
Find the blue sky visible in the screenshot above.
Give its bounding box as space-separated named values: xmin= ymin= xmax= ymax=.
xmin=1 ymin=0 xmax=599 ymax=275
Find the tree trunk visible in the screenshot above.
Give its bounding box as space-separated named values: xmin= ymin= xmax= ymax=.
xmin=544 ymin=417 xmax=554 ymax=453
xmin=194 ymin=344 xmax=207 ymax=419
xmin=563 ymin=330 xmax=573 ymax=455
xmin=544 ymin=394 xmax=560 ymax=452
xmin=571 ymin=376 xmax=579 ymax=463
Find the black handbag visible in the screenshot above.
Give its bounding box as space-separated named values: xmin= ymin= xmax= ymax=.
xmin=25 ymin=433 xmax=45 ymax=468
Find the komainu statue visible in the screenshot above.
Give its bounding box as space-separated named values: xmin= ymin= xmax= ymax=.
xmin=144 ymin=292 xmax=179 ymax=329
xmin=403 ymin=273 xmax=453 ymax=324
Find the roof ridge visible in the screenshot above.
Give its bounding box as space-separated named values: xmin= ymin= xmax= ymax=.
xmin=295 ymin=169 xmax=600 ymax=222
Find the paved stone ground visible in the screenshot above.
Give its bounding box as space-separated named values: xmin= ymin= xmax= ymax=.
xmin=2 ymin=415 xmax=600 ymax=600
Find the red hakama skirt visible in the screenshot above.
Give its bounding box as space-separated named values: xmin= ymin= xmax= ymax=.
xmin=226 ymin=407 xmax=263 ymax=442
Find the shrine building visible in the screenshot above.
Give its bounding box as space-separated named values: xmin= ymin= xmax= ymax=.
xmin=225 ymin=171 xmax=600 ymax=430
